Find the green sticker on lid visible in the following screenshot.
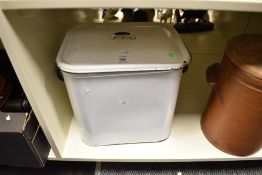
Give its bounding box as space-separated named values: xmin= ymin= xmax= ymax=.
xmin=168 ymin=51 xmax=175 ymax=58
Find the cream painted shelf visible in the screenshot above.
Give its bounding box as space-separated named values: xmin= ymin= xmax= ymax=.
xmin=0 ymin=7 xmax=261 ymax=161
xmin=54 ymin=115 xmax=262 ymax=161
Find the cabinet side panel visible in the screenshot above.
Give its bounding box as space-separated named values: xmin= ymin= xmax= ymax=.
xmin=0 ymin=9 xmax=74 ymax=157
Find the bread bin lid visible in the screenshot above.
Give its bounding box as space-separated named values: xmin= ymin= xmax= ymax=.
xmin=56 ymin=23 xmax=191 ymax=73
xmin=226 ymin=34 xmax=262 ymax=79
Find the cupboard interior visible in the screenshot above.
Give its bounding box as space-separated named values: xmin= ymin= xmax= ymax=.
xmin=2 ymin=9 xmax=262 ymax=160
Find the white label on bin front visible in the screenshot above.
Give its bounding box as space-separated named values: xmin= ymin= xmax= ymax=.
xmin=81 ymin=87 xmax=91 ymax=95
xmin=119 ymin=98 xmax=129 ymax=105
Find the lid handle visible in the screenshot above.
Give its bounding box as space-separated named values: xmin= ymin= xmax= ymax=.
xmin=111 ymin=32 xmax=136 ymax=40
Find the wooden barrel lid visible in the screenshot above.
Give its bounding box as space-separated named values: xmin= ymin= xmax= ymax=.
xmin=226 ymin=34 xmax=262 ymax=79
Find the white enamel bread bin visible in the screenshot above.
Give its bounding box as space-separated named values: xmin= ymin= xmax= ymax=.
xmin=56 ymin=23 xmax=191 ymax=146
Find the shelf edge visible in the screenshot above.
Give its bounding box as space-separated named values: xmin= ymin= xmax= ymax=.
xmin=0 ymin=0 xmax=262 ymax=12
